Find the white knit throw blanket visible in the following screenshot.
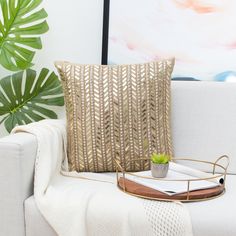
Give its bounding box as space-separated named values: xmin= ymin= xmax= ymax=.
xmin=12 ymin=119 xmax=193 ymax=236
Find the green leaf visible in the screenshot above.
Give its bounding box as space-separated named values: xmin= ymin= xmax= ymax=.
xmin=0 ymin=68 xmax=64 ymax=133
xmin=0 ymin=0 xmax=49 ymax=71
xmin=151 ymin=153 xmax=170 ymax=164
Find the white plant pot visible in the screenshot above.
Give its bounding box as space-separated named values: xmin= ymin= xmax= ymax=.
xmin=151 ymin=163 xmax=169 ymax=178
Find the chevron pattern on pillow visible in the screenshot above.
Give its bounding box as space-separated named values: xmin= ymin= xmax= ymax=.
xmin=55 ymin=59 xmax=174 ymax=172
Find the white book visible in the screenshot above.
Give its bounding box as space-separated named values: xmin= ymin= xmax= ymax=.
xmin=125 ymin=162 xmax=222 ymax=196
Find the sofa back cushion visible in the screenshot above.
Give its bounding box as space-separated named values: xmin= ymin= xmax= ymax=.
xmin=55 ymin=60 xmax=174 ymax=172
xmin=171 ymin=81 xmax=236 ymax=174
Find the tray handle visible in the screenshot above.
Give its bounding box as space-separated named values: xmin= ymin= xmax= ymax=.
xmin=115 ymin=159 xmax=126 ymax=191
xmin=212 ymin=155 xmax=229 ymax=175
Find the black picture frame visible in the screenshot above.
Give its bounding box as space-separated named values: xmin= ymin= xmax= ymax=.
xmin=101 ymin=0 xmax=110 ymax=65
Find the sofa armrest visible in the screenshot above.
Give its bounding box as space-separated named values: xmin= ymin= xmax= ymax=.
xmin=0 ymin=133 xmax=37 ymax=236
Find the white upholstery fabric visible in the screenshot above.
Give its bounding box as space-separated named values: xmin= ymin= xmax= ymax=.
xmin=0 ymin=133 xmax=37 ymax=236
xmin=24 ymin=197 xmax=56 ymax=236
xmin=172 ymin=81 xmax=236 ymax=174
xmin=17 ymin=119 xmax=192 ymax=236
xmin=1 ymin=81 xmax=236 ymax=235
xmin=188 ymin=174 xmax=236 ymax=236
xmin=24 ymin=174 xmax=236 ymax=236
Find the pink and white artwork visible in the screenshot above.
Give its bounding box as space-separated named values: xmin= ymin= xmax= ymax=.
xmin=107 ymin=0 xmax=236 ymax=81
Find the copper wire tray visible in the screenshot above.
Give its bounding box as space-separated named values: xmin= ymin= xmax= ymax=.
xmin=115 ymin=155 xmax=229 ymax=202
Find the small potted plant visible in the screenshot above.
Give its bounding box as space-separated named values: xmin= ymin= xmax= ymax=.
xmin=151 ymin=153 xmax=170 ymax=178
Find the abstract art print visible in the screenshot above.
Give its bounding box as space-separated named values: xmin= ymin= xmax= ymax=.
xmin=103 ymin=0 xmax=236 ymax=82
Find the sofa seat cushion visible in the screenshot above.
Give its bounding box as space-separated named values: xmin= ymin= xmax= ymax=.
xmin=187 ymin=174 xmax=236 ymax=236
xmin=25 ymin=174 xmax=236 ymax=236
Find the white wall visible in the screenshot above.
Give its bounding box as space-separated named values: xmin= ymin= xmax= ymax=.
xmin=0 ymin=0 xmax=104 ymax=137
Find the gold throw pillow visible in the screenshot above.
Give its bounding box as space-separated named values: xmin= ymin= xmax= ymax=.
xmin=55 ymin=59 xmax=175 ymax=172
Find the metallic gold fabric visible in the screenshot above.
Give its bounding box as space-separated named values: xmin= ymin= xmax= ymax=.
xmin=55 ymin=60 xmax=175 ymax=172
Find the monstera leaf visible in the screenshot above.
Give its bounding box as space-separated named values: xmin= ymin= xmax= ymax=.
xmin=0 ymin=0 xmax=49 ymax=71
xmin=0 ymin=68 xmax=64 ymax=132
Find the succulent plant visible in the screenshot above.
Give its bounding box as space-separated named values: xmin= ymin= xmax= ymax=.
xmin=151 ymin=153 xmax=170 ymax=164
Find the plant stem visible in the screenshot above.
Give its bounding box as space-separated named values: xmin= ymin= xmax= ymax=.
xmin=0 ymin=1 xmax=21 ymax=47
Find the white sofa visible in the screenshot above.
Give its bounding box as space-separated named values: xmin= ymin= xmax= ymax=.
xmin=0 ymin=81 xmax=236 ymax=236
